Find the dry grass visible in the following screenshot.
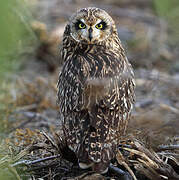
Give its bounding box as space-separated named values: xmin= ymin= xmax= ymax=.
xmin=0 ymin=128 xmax=178 ymax=179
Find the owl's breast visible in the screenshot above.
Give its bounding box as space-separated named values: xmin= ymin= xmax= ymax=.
xmin=58 ymin=46 xmax=134 ymax=114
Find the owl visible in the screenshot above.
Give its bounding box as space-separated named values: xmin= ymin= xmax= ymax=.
xmin=57 ymin=7 xmax=135 ymax=174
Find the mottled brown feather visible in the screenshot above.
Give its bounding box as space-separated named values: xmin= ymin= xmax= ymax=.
xmin=57 ymin=7 xmax=135 ymax=173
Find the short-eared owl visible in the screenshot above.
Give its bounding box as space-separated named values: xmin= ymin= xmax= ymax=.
xmin=57 ymin=7 xmax=135 ymax=173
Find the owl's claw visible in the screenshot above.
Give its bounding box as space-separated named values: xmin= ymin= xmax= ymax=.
xmin=79 ymin=161 xmax=94 ymax=169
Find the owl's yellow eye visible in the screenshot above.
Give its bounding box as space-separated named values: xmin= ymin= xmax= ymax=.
xmin=79 ymin=23 xmax=86 ymax=29
xmin=75 ymin=21 xmax=86 ymax=30
xmin=96 ymin=23 xmax=103 ymax=29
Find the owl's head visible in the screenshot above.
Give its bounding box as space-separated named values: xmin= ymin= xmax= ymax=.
xmin=68 ymin=7 xmax=116 ymax=44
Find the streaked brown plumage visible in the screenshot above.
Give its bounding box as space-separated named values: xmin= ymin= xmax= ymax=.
xmin=57 ymin=7 xmax=135 ymax=173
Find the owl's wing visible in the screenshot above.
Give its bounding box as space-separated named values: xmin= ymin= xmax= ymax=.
xmin=57 ymin=51 xmax=135 ymax=115
xmin=57 ymin=53 xmax=88 ymax=114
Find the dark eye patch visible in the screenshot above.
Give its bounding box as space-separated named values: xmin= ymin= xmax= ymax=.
xmin=75 ymin=20 xmax=86 ymax=30
xmin=97 ymin=20 xmax=107 ymax=30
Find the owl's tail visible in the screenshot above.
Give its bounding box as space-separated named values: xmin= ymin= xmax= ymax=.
xmin=77 ymin=128 xmax=115 ymax=174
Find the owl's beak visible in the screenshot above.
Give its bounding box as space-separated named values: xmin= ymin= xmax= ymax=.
xmin=88 ymin=27 xmax=93 ymax=41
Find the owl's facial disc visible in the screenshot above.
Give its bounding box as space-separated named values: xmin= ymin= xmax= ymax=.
xmin=71 ymin=18 xmax=110 ymax=44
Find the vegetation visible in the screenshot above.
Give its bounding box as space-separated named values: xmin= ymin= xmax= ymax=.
xmin=0 ymin=1 xmax=35 ymax=178
xmin=0 ymin=0 xmax=178 ymax=179
xmin=153 ymin=0 xmax=179 ymax=43
xmin=0 ymin=0 xmax=35 ymax=78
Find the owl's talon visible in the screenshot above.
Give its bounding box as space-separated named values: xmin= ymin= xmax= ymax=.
xmin=79 ymin=161 xmax=94 ymax=169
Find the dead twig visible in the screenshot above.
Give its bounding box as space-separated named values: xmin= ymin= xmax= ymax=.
xmin=158 ymin=145 xmax=179 ymax=151
xmin=9 ymin=111 xmax=50 ymax=132
xmin=15 ymin=104 xmax=38 ymax=112
xmin=121 ymin=140 xmax=179 ymax=180
xmin=42 ymin=131 xmax=59 ymax=151
xmin=109 ymin=163 xmax=126 ymax=176
xmin=160 ymin=104 xmax=179 ymax=115
xmin=12 ymin=154 xmax=61 ymax=167
xmin=117 ymin=150 xmax=137 ymax=180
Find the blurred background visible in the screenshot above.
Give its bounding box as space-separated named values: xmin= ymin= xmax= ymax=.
xmin=0 ymin=0 xmax=179 ymax=179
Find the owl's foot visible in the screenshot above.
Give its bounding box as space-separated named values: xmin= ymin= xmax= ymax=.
xmin=79 ymin=161 xmax=108 ymax=174
xmin=79 ymin=161 xmax=94 ymax=169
